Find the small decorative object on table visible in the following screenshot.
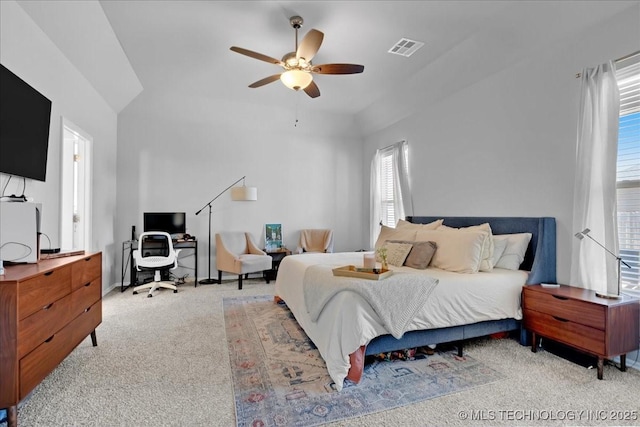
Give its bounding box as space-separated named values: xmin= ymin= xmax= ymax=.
xmin=376 ymin=247 xmax=388 ymax=270
xmin=265 ymin=223 xmax=283 ymax=251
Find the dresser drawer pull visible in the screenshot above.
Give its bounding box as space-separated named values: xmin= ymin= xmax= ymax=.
xmin=44 ymin=271 xmax=54 ymax=276
xmin=84 ymin=257 xmax=92 ymax=262
xmin=43 ymin=302 xmax=54 ymax=310
xmin=552 ymin=295 xmax=569 ymax=301
xmin=84 ymin=306 xmax=92 ymax=313
xmin=84 ymin=282 xmax=92 ymax=287
xmin=553 ymin=316 xmax=569 ymax=322
xmin=44 ymin=335 xmax=55 ymax=343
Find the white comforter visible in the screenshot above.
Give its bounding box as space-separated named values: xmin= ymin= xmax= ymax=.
xmin=274 ymin=252 xmax=528 ymax=391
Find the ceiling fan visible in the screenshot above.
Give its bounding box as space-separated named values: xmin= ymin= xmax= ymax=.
xmin=230 ymin=16 xmax=364 ymax=98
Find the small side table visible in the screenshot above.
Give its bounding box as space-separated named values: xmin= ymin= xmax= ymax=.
xmin=523 ymin=284 xmax=640 ymax=380
xmin=264 ymin=248 xmax=291 ymax=282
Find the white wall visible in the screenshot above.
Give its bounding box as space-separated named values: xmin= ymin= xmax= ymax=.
xmin=362 ymin=5 xmax=640 ymax=284
xmin=0 ymin=0 xmax=119 ymax=290
xmin=115 ymin=89 xmax=364 ymax=283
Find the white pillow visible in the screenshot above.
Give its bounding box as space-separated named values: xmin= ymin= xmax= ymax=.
xmin=493 ymin=233 xmax=532 ymax=270
xmin=415 ymin=229 xmax=487 ymax=273
xmin=396 ymin=218 xmax=443 ymax=230
xmin=374 ymin=225 xmax=417 ymax=251
xmin=438 ymin=223 xmax=495 ymax=271
xmin=490 ymin=237 xmax=508 ymax=267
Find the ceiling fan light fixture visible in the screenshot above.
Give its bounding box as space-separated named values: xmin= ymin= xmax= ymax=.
xmin=280 ymin=69 xmax=313 ymax=91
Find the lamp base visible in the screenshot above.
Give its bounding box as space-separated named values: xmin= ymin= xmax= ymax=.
xmin=595 ymin=291 xmax=621 ymax=299
xmin=198 ymin=278 xmax=219 ymax=285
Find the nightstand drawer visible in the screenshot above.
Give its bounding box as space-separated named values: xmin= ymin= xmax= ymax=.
xmin=523 ymin=288 xmax=605 ymax=330
xmin=524 ymin=309 xmax=605 ymax=355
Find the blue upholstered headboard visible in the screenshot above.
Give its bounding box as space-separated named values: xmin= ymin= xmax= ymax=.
xmin=406 ymin=216 xmax=557 ymax=285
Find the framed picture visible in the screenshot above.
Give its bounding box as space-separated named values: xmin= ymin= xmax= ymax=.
xmin=265 ymin=224 xmax=283 ymax=251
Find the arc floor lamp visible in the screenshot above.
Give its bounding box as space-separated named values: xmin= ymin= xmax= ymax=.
xmin=195 ymin=176 xmax=257 ymax=285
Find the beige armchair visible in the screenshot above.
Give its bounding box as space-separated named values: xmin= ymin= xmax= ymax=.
xmin=298 ymin=229 xmax=334 ymax=253
xmin=216 ymin=232 xmax=273 ymax=289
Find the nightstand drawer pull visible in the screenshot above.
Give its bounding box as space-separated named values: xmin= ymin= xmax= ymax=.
xmin=553 ymin=316 xmax=569 ymax=322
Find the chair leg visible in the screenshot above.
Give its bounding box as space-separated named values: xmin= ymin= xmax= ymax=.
xmin=218 ymin=270 xmax=222 ymax=284
xmin=238 ymin=275 xmax=243 ymax=290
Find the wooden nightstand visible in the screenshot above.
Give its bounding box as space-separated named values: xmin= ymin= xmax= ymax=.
xmin=263 ymin=248 xmax=291 ymax=282
xmin=523 ymin=284 xmax=639 ymax=380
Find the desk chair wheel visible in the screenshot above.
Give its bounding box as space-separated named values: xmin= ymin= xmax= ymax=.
xmin=133 ymin=291 xmax=138 ymax=295
xmin=147 ymin=294 xmax=152 ymax=298
xmin=173 ymin=289 xmax=178 ymax=293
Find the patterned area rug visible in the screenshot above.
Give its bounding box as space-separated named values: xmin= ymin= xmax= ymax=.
xmin=224 ymin=295 xmax=504 ymax=427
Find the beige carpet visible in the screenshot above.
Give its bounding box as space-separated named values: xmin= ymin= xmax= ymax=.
xmin=4 ymin=278 xmax=640 ymax=426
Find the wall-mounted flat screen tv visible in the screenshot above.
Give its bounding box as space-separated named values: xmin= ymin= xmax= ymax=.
xmin=0 ymin=63 xmax=52 ymax=182
xmin=143 ymin=212 xmax=187 ymax=235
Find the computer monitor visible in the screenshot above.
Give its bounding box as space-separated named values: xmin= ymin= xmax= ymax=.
xmin=143 ymin=212 xmax=186 ymax=237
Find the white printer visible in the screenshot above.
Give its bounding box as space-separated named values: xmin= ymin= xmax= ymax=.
xmin=0 ymin=202 xmax=41 ymax=263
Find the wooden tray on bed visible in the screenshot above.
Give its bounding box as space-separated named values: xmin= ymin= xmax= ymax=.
xmin=332 ymin=265 xmax=393 ymax=280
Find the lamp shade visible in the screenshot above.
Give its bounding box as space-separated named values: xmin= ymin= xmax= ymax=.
xmin=280 ymin=70 xmax=313 ymax=91
xmin=231 ymin=186 xmax=258 ymax=201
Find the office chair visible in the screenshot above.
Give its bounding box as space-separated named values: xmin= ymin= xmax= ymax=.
xmin=132 ymin=231 xmax=181 ymax=297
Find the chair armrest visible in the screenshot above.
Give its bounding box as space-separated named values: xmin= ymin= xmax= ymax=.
xmin=246 ymin=233 xmax=266 ymax=255
xmin=216 ymin=234 xmax=242 ymax=273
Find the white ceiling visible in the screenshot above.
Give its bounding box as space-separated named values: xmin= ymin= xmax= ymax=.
xmin=18 ymin=1 xmax=640 ymax=116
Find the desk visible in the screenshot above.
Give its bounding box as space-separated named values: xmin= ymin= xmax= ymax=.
xmin=121 ymin=239 xmax=198 ymax=292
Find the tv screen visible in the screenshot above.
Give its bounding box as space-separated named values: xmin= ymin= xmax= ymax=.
xmin=0 ymin=64 xmax=52 ymax=182
xmin=143 ymin=212 xmax=186 ymax=235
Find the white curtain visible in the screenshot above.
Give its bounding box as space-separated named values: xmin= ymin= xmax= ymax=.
xmin=370 ymin=140 xmax=413 ymax=248
xmin=570 ymin=61 xmax=620 ymax=293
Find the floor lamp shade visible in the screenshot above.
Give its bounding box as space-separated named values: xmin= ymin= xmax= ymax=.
xmin=231 ymin=186 xmax=258 ymax=201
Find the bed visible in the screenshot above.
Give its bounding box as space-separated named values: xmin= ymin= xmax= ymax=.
xmin=274 ymin=216 xmax=556 ymax=391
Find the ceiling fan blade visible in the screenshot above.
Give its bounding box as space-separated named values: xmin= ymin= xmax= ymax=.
xmin=297 ymin=29 xmax=324 ymax=61
xmin=249 ymin=74 xmax=282 ymax=88
xmin=311 ymin=63 xmax=365 ymax=75
xmin=230 ymin=46 xmax=283 ymax=66
xmin=303 ymin=80 xmax=321 ymax=98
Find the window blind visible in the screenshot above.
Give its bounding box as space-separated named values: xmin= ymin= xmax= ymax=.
xmin=616 ymin=52 xmax=640 ymax=294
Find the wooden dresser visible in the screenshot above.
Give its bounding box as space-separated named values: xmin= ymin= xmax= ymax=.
xmin=523 ymin=284 xmax=639 ymax=380
xmin=0 ymin=252 xmax=102 ymax=427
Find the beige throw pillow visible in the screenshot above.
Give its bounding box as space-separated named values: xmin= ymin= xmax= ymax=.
xmin=396 ymin=218 xmax=443 ymax=230
xmin=380 ymin=242 xmax=414 ymax=267
xmin=438 ymin=223 xmax=495 ymax=271
xmin=374 ymin=225 xmax=418 ymax=251
xmin=388 ymin=240 xmax=438 ymax=269
xmin=414 ymin=229 xmax=487 ymax=273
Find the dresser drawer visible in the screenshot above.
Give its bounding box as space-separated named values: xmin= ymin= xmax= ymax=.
xmin=72 ymin=300 xmax=101 ymax=345
xmin=18 ymin=266 xmax=72 ymax=320
xmin=17 ymin=293 xmax=72 ymax=359
xmin=523 ymin=288 xmax=605 ymax=330
xmin=70 ymin=278 xmax=101 ymax=319
xmin=18 ymin=300 xmax=101 ymax=399
xmin=19 ymin=319 xmax=74 ymax=398
xmin=524 ymin=309 xmax=605 ymax=355
xmin=71 ymin=254 xmax=101 ymax=291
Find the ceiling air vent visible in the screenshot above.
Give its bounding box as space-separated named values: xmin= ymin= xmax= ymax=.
xmin=388 ymin=38 xmax=424 ymax=57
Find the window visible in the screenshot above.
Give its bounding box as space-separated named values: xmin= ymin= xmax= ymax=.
xmin=370 ymin=141 xmax=412 ymax=247
xmin=616 ymin=53 xmax=640 ymax=295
